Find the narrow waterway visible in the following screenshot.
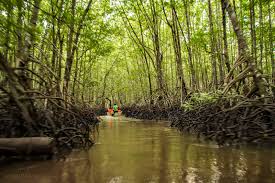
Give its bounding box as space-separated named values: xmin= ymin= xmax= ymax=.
xmin=0 ymin=116 xmax=275 ymax=183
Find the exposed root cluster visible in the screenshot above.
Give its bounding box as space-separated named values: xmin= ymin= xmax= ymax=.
xmin=123 ymin=97 xmax=275 ymax=145
xmin=0 ymin=54 xmax=99 ymax=154
xmin=123 ymin=105 xmax=177 ymax=120
xmin=171 ymin=97 xmax=275 ymax=144
xmin=0 ymin=102 xmax=99 ymax=151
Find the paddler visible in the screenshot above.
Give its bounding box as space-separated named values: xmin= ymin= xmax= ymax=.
xmin=113 ymin=103 xmax=118 ymax=116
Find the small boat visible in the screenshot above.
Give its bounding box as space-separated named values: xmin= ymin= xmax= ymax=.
xmin=107 ymin=109 xmax=122 ymax=116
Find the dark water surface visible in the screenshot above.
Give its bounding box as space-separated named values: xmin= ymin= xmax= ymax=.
xmin=0 ymin=116 xmax=275 ymax=183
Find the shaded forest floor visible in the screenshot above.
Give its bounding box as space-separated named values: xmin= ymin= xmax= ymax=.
xmin=123 ymin=96 xmax=275 ymax=145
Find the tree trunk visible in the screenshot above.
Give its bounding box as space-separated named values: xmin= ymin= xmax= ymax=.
xmin=63 ymin=0 xmax=93 ymax=98
xmin=51 ymin=1 xmax=57 ymax=74
xmin=56 ymin=0 xmax=64 ymax=98
xmin=222 ymin=0 xmax=266 ymax=96
xmin=183 ymin=0 xmax=196 ymax=90
xmin=208 ymin=0 xmax=218 ymax=89
xmin=171 ymin=2 xmax=187 ymax=103
xmin=57 ymin=34 xmax=64 ymax=98
xmin=249 ymin=0 xmax=257 ymax=64
xmin=215 ymin=2 xmax=224 ymax=85
xmin=19 ymin=0 xmax=41 ymax=89
xmin=221 ymin=0 xmax=231 ymax=73
xmin=0 ymin=137 xmax=54 ymax=155
xmin=239 ymin=0 xmax=243 ymax=30
xmin=63 ymin=0 xmax=76 ymax=97
xmin=162 ymin=0 xmax=188 ymax=104
xmin=16 ymin=0 xmax=24 ymax=64
xmin=4 ymin=4 xmax=12 ymax=60
xmin=138 ymin=15 xmax=153 ymax=105
xmin=72 ymin=48 xmax=79 ymax=98
xmin=150 ymin=0 xmax=166 ymax=97
xmin=222 ymin=0 xmax=248 ymax=55
xmin=268 ymin=2 xmax=275 ymax=95
xmin=259 ymin=0 xmax=263 ymax=70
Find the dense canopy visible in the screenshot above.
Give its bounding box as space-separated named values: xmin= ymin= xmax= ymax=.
xmin=0 ymin=0 xmax=274 ymax=106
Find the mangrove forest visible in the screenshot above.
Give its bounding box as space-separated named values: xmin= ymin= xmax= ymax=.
xmin=0 ymin=0 xmax=274 ymax=182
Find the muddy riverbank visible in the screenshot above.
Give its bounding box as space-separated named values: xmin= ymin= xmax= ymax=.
xmin=122 ymin=97 xmax=275 ymax=145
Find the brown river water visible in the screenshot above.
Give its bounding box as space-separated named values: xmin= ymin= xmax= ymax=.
xmin=0 ymin=116 xmax=275 ymax=183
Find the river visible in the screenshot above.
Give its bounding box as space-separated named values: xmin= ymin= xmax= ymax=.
xmin=0 ymin=116 xmax=274 ymax=183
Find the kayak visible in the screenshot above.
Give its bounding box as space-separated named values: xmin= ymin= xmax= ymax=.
xmin=107 ymin=110 xmax=122 ymax=116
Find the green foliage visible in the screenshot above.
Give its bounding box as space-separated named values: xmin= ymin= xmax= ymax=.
xmin=182 ymin=91 xmax=222 ymax=111
xmin=0 ymin=0 xmax=273 ymax=106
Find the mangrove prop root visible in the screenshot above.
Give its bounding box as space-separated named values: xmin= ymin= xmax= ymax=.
xmin=123 ymin=97 xmax=275 ymax=145
xmin=0 ymin=54 xmax=100 ymax=157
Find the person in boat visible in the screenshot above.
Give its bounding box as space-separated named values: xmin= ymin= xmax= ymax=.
xmin=107 ymin=107 xmax=113 ymax=116
xmin=112 ymin=103 xmax=118 ymax=116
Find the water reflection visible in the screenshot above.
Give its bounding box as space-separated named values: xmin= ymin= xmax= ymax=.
xmin=0 ymin=117 xmax=274 ymax=183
